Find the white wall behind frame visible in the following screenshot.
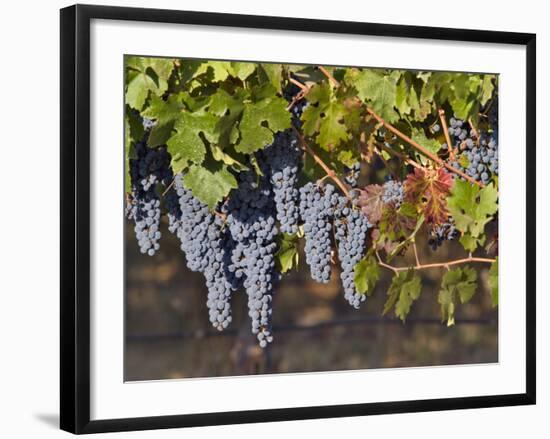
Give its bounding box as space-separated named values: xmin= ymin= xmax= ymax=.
xmin=90 ymin=16 xmax=526 ymax=421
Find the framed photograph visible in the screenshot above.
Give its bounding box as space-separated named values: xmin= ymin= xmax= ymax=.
xmin=60 ymin=4 xmax=536 ymax=434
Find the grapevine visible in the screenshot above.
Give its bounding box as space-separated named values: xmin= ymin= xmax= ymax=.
xmin=124 ymin=57 xmax=499 ymax=344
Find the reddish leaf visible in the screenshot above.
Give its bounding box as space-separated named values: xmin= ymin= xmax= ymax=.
xmin=380 ymin=204 xmax=417 ymax=241
xmin=357 ymin=184 xmax=384 ymax=224
xmin=404 ymin=167 xmax=453 ymax=225
xmin=371 ymin=229 xmax=399 ymax=254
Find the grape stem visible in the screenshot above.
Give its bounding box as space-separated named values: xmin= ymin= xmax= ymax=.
xmin=286 ymin=89 xmax=307 ymax=111
xmin=292 ymin=127 xmax=351 ymax=198
xmin=161 ymin=178 xmax=175 ymax=197
xmin=468 ymin=117 xmax=480 ymax=140
xmin=365 ymin=108 xmax=485 ymax=188
xmin=319 ymin=66 xmax=340 ymax=87
xmin=412 ymin=240 xmax=421 ymax=267
xmin=438 ymin=109 xmax=456 ymax=161
xmin=374 ymin=141 xmax=422 ymax=169
xmin=288 ymin=77 xmax=310 ymax=92
xmin=313 ymin=67 xmax=485 ymax=188
xmin=376 ymin=252 xmax=495 ymax=273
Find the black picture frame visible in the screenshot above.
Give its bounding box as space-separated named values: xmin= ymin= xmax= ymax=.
xmin=60 ymin=4 xmax=536 ymax=434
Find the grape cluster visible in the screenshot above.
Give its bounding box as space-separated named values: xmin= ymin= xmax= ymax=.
xmin=165 ymin=184 xmax=182 ymax=235
xmin=382 ymin=179 xmax=404 ymax=207
xmin=125 ymin=125 xmax=384 ymax=343
xmin=261 ymin=131 xmax=302 ymax=234
xmin=447 ymin=117 xmax=498 ymax=184
xmin=203 ymin=215 xmax=234 ymax=331
xmin=173 ymin=174 xmax=213 ymax=272
xmin=173 ymin=174 xmax=234 ymax=331
xmin=128 ymin=197 xmax=161 ymax=256
xmin=334 ymin=195 xmax=371 ymax=308
xmin=344 ymin=162 xmax=361 ymax=188
xmin=126 ymin=141 xmax=172 ymax=256
xmin=299 ymin=183 xmax=337 ymax=283
xmin=427 ymin=219 xmax=459 ymax=250
xmin=225 ymin=170 xmax=279 ymax=347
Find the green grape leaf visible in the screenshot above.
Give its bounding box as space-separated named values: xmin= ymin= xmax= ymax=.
xmin=301 ymin=82 xmax=350 ymax=150
xmin=182 ymin=162 xmax=237 ymax=209
xmin=336 ymin=147 xmax=360 ymax=168
xmin=209 ymin=88 xmax=247 ymax=149
xmin=386 ymin=212 xmax=425 ymax=261
xmin=414 ymin=71 xmax=438 ymax=120
xmin=275 ymin=233 xmax=300 ymax=273
xmin=124 ymin=110 xmax=144 ymax=193
xmin=141 ymin=94 xmax=184 ymax=147
xmin=316 ymin=101 xmax=350 ymax=149
xmin=354 ymin=255 xmax=380 ymax=295
xmin=458 ymin=234 xmax=481 ymax=253
xmin=395 ymin=76 xmax=411 ymax=115
xmin=481 ymin=75 xmax=495 ymax=106
xmin=167 ymin=111 xmax=218 ymax=173
xmin=258 ymin=64 xmax=283 ymax=92
xmin=447 ymin=180 xmax=498 ymax=251
xmin=177 ymin=60 xmax=206 ymax=84
xmin=236 ymin=96 xmax=291 ymax=153
xmin=209 ymin=88 xmax=246 ymax=116
xmin=438 ymin=266 xmax=477 ymax=326
xmin=434 ymin=73 xmax=486 ymax=121
xmin=452 ymin=74 xmax=471 ymax=100
xmin=347 ymin=69 xmax=401 ymax=123
xmin=126 ymin=108 xmax=145 ymax=148
xmin=125 ymin=57 xmax=174 ymax=110
xmin=149 ymin=122 xmax=176 ymax=148
xmin=383 ymin=269 xmax=422 ymax=321
xmin=230 ymin=62 xmax=256 ymax=81
xmin=417 ymin=72 xmax=432 ymax=83
xmin=195 ymin=61 xmax=233 ymax=82
xmin=450 ymin=95 xmax=477 ymax=121
xmin=411 ymin=128 xmax=442 ymax=165
xmin=489 ymin=257 xmax=498 ymax=306
xmin=378 ymin=202 xmax=418 ymax=256
xmin=210 ymin=144 xmax=249 ymax=172
xmin=395 ymin=73 xmax=420 ymax=116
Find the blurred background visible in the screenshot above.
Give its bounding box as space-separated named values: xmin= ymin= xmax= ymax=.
xmin=125 ymin=217 xmax=498 ymax=381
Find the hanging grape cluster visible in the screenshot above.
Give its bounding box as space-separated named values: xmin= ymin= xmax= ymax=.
xmin=126 ymin=125 xmax=377 ymax=346
xmin=446 ymin=104 xmax=499 ymax=185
